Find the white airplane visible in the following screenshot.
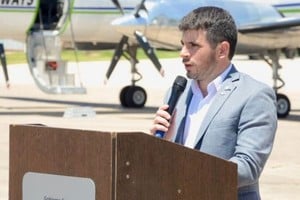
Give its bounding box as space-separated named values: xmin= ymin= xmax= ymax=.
xmin=0 ymin=0 xmax=165 ymax=108
xmin=111 ymin=0 xmax=300 ymax=118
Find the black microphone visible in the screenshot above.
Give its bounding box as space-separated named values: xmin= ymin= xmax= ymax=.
xmin=155 ymin=75 xmax=187 ymax=138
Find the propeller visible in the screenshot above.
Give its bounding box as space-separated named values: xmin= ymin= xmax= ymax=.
xmin=111 ymin=0 xmax=124 ymax=15
xmin=134 ymin=0 xmax=147 ymax=18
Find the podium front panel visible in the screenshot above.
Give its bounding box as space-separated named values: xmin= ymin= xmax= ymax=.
xmin=115 ymin=133 xmax=237 ymax=200
xmin=9 ymin=125 xmax=114 ymax=200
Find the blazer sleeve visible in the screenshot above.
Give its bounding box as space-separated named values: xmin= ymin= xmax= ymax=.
xmin=229 ymin=85 xmax=277 ymax=187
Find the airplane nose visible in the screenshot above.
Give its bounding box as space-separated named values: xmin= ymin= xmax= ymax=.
xmin=111 ymin=14 xmax=147 ymax=38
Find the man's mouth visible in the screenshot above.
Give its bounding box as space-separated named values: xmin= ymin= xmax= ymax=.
xmin=184 ymin=63 xmax=192 ymax=69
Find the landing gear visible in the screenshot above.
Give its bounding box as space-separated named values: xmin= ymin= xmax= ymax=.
xmin=264 ymin=50 xmax=291 ymax=118
xmin=0 ymin=43 xmax=9 ymax=87
xmin=106 ymin=32 xmax=163 ymax=108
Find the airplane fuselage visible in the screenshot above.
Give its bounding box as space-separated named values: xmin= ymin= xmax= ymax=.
xmin=0 ymin=0 xmax=138 ymax=44
xmin=0 ymin=0 xmax=37 ymax=41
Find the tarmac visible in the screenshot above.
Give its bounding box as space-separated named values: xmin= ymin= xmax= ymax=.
xmin=0 ymin=56 xmax=300 ymax=199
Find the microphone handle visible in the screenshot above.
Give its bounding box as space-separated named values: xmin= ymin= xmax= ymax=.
xmin=154 ymin=76 xmax=187 ymax=139
xmin=155 ymin=130 xmax=165 ymax=138
xmin=154 ymin=97 xmax=177 ymax=138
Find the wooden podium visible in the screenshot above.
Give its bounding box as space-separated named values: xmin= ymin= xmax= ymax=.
xmin=9 ymin=124 xmax=237 ymax=200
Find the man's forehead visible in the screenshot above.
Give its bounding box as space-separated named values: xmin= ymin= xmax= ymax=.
xmin=181 ymin=29 xmax=207 ymax=41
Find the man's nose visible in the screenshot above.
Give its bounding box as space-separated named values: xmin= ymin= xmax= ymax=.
xmin=180 ymin=46 xmax=189 ymax=58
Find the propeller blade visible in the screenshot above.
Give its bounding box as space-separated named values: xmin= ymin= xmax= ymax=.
xmin=134 ymin=0 xmax=147 ymax=18
xmin=111 ymin=0 xmax=124 ymax=15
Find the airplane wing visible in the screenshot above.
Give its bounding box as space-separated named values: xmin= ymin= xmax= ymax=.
xmin=239 ymin=17 xmax=300 ymax=33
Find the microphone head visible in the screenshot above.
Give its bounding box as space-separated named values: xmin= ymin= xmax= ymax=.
xmin=173 ymin=75 xmax=187 ymax=91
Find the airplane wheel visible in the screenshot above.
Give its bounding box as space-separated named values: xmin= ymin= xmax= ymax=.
xmin=283 ymin=48 xmax=297 ymax=59
xmin=276 ymin=93 xmax=290 ymax=118
xmin=120 ymin=86 xmax=131 ymax=107
xmin=121 ymin=86 xmax=147 ymax=108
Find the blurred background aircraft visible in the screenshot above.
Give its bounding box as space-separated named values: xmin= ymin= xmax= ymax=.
xmin=1 ymin=0 xmax=300 ymax=117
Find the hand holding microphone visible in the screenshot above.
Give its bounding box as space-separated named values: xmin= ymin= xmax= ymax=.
xmin=154 ymin=75 xmax=187 ymax=138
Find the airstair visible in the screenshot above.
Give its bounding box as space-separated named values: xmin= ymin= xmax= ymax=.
xmin=26 ymin=30 xmax=86 ymax=94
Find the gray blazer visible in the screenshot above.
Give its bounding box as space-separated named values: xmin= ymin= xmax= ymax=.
xmin=167 ymin=66 xmax=277 ymax=199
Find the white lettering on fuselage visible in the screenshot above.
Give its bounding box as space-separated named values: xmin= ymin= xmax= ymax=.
xmin=0 ymin=0 xmax=34 ymax=6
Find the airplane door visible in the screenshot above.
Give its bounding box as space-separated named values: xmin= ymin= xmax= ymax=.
xmin=26 ymin=0 xmax=86 ymax=94
xmin=0 ymin=0 xmax=38 ymax=41
xmin=31 ymin=0 xmax=67 ymax=31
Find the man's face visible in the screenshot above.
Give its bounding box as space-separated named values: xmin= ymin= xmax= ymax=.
xmin=180 ymin=29 xmax=219 ymax=83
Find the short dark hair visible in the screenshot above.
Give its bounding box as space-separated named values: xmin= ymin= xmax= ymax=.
xmin=179 ymin=6 xmax=237 ymax=60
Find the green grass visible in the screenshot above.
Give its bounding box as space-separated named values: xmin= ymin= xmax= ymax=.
xmin=5 ymin=49 xmax=179 ymax=65
xmin=5 ymin=51 xmax=27 ymax=65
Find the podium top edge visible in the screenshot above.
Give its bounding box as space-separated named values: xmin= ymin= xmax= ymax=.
xmin=9 ymin=124 xmax=149 ymax=135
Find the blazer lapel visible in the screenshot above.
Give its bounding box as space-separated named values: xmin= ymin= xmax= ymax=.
xmin=193 ymin=66 xmax=240 ymax=149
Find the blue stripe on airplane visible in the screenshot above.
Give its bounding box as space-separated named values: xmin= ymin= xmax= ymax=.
xmin=273 ymin=3 xmax=300 ymax=8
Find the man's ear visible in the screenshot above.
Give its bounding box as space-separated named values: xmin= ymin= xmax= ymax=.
xmin=218 ymin=41 xmax=230 ymax=59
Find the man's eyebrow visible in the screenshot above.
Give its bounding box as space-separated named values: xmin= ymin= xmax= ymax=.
xmin=181 ymin=40 xmax=199 ymax=45
xmin=190 ymin=41 xmax=200 ymax=45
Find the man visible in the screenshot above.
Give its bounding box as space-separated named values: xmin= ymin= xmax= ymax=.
xmin=150 ymin=6 xmax=277 ymax=200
